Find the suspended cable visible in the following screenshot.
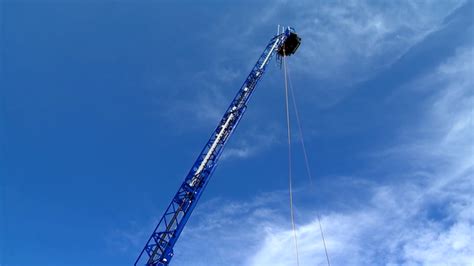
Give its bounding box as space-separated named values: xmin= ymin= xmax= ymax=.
xmin=283 ymin=52 xmax=300 ymax=266
xmin=286 ymin=60 xmax=331 ymax=266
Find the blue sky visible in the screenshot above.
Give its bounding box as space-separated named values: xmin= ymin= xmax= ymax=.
xmin=1 ymin=1 xmax=473 ymax=265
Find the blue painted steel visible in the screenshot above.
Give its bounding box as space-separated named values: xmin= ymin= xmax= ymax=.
xmin=135 ymin=27 xmax=299 ymax=266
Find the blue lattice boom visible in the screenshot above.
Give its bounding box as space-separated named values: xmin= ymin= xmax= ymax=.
xmin=135 ymin=27 xmax=301 ymax=266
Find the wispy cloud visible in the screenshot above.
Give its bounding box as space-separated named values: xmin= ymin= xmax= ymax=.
xmin=150 ymin=66 xmax=239 ymax=132
xmin=293 ymin=0 xmax=465 ymax=80
xmin=271 ymin=0 xmax=466 ymax=108
xmin=221 ymin=123 xmax=282 ymax=160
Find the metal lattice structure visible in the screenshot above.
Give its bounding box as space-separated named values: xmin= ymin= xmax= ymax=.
xmin=135 ymin=27 xmax=301 ymax=266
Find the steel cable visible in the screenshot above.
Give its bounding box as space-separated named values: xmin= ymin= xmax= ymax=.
xmin=283 ymin=53 xmax=300 ymax=266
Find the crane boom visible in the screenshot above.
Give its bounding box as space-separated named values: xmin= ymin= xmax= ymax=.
xmin=135 ymin=27 xmax=301 ymax=266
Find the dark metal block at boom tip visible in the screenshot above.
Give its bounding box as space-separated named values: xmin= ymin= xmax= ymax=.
xmin=278 ymin=32 xmax=301 ymax=56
